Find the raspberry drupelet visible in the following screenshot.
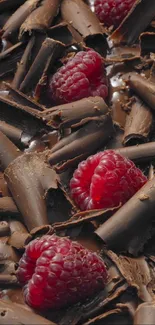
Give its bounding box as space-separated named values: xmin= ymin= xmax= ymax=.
xmin=48 ymin=49 xmax=108 ymax=104
xmin=70 ymin=150 xmax=147 ymax=211
xmin=94 ymin=0 xmax=136 ymax=28
xmin=17 ymin=235 xmax=108 ymax=310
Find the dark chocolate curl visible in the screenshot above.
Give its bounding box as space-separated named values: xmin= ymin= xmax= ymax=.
xmin=20 ymin=0 xmax=61 ymax=37
xmin=127 ymin=73 xmax=155 ymax=111
xmin=4 ymin=152 xmax=59 ymax=232
xmin=115 ymin=142 xmax=155 ymax=163
xmin=0 ymin=130 xmax=21 ymax=171
xmin=0 ymin=121 xmax=22 ymax=146
xmin=8 ymin=219 xmax=32 ymax=249
xmin=96 ymin=177 xmax=155 ymax=253
xmin=3 ymin=0 xmax=40 ymax=39
xmin=134 ymin=302 xmax=155 ymax=325
xmin=20 ymin=38 xmax=65 ymax=94
xmin=0 ymin=197 xmax=19 ymax=216
xmin=48 ymin=115 xmax=114 ymax=165
xmin=111 ymin=0 xmax=155 ymax=45
xmin=123 ymin=97 xmax=153 ymax=145
xmin=42 ymin=96 xmax=109 ymax=129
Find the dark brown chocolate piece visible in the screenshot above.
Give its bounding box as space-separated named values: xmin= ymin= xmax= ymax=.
xmin=2 ymin=0 xmax=40 ymax=39
xmin=134 ymin=302 xmax=155 ymax=324
xmin=0 ymin=42 xmax=26 ymax=77
xmin=4 ymin=152 xmax=59 ymax=232
xmin=123 ymin=96 xmax=153 ymax=145
xmin=8 ymin=219 xmax=31 ymax=249
xmin=140 ymin=32 xmax=155 ymax=56
xmin=0 ymin=197 xmax=19 ymax=216
xmin=48 ymin=115 xmax=114 ymax=165
xmin=0 ymin=221 xmax=10 ymax=237
xmin=0 ymin=121 xmax=23 ymax=146
xmin=20 ymin=0 xmax=61 ymax=37
xmin=0 ymin=172 xmax=10 ymax=196
xmin=96 ymin=177 xmax=155 ymax=254
xmin=42 ymin=96 xmax=109 ymax=129
xmin=115 ymin=142 xmax=155 ymax=163
xmin=20 ymin=38 xmax=65 ymax=94
xmin=0 ymin=130 xmax=21 ymax=171
xmin=0 ymin=0 xmax=25 ymax=11
xmin=0 ymin=300 xmax=56 ymax=324
xmin=111 ymin=0 xmax=155 ymax=45
xmin=48 ymin=22 xmax=83 ymax=46
xmin=106 ymin=45 xmax=140 ymax=63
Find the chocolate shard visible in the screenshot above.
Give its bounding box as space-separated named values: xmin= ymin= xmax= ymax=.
xmin=123 ymin=96 xmax=153 ymax=145
xmin=20 ymin=0 xmax=61 ymax=38
xmin=111 ymin=0 xmax=155 ymax=45
xmin=48 ymin=22 xmax=83 ymax=46
xmin=0 ymin=130 xmax=21 ymax=171
xmin=42 ymin=96 xmax=109 ymax=129
xmin=106 ymin=45 xmax=140 ymax=63
xmin=0 ymin=221 xmax=10 ymax=237
xmin=0 ymin=197 xmax=19 ymax=216
xmin=0 ymin=0 xmax=25 ymax=11
xmin=0 ymin=41 xmax=26 ymax=77
xmin=134 ymin=302 xmax=155 ymax=325
xmin=140 ymin=32 xmax=155 ymax=56
xmin=2 ymin=0 xmax=40 ymax=40
xmin=48 ymin=115 xmax=114 ymax=165
xmin=61 ymin=0 xmax=107 ymax=55
xmin=0 ymin=300 xmax=56 ymax=324
xmin=115 ymin=142 xmax=155 ymax=163
xmin=20 ymin=38 xmax=65 ymax=95
xmin=96 ymin=176 xmax=155 ymax=254
xmin=4 ymin=152 xmax=59 ymax=232
xmin=8 ymin=219 xmax=32 ymax=249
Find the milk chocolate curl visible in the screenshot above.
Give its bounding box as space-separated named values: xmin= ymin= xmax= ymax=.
xmin=3 ymin=0 xmax=40 ymax=39
xmin=48 ymin=115 xmax=114 ymax=165
xmin=111 ymin=0 xmax=155 ymax=45
xmin=96 ymin=177 xmax=155 ymax=253
xmin=0 ymin=300 xmax=56 ymax=324
xmin=127 ymin=73 xmax=155 ymax=111
xmin=123 ymin=97 xmax=153 ymax=145
xmin=0 ymin=197 xmax=19 ymax=216
xmin=42 ymin=96 xmax=109 ymax=128
xmin=20 ymin=0 xmax=61 ymax=37
xmin=134 ymin=302 xmax=155 ymax=325
xmin=0 ymin=130 xmax=21 ymax=171
xmin=20 ymin=38 xmax=65 ymax=94
xmin=8 ymin=219 xmax=31 ymax=249
xmin=4 ymin=152 xmax=59 ymax=232
xmin=115 ymin=142 xmax=155 ymax=163
xmin=0 ymin=42 xmax=25 ymax=77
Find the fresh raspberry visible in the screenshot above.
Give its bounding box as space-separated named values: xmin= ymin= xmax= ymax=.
xmin=17 ymin=235 xmax=108 ymax=310
xmin=48 ymin=49 xmax=108 ymax=104
xmin=94 ymin=0 xmax=136 ymax=28
xmin=70 ymin=150 xmax=147 ymax=211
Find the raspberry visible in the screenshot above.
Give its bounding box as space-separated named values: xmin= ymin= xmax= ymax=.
xmin=70 ymin=150 xmax=147 ymax=211
xmin=94 ymin=0 xmax=136 ymax=28
xmin=17 ymin=235 xmax=107 ymax=310
xmin=48 ymin=49 xmax=108 ymax=104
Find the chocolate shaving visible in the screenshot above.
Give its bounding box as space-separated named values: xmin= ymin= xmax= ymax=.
xmin=48 ymin=115 xmax=114 ymax=165
xmin=134 ymin=302 xmax=155 ymax=325
xmin=123 ymin=96 xmax=153 ymax=145
xmin=111 ymin=0 xmax=155 ymax=45
xmin=20 ymin=0 xmax=61 ymax=38
xmin=96 ymin=176 xmax=155 ymax=254
xmin=8 ymin=219 xmax=32 ymax=249
xmin=0 ymin=41 xmax=26 ymax=77
xmin=0 ymin=197 xmax=19 ymax=216
xmin=106 ymin=45 xmax=140 ymax=63
xmin=42 ymin=96 xmax=109 ymax=129
xmin=115 ymin=142 xmax=155 ymax=163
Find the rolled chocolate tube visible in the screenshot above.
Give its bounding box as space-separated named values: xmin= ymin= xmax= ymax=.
xmin=134 ymin=302 xmax=155 ymax=325
xmin=42 ymin=96 xmax=109 ymax=129
xmin=0 ymin=121 xmax=22 ymax=146
xmin=96 ymin=176 xmax=155 ymax=253
xmin=48 ymin=115 xmax=114 ymax=165
xmin=8 ymin=220 xmax=31 ymax=249
xmin=4 ymin=152 xmax=59 ymax=232
xmin=20 ymin=38 xmax=65 ymax=94
xmin=0 ymin=130 xmax=21 ymax=171
xmin=115 ymin=142 xmax=155 ymax=163
xmin=0 ymin=0 xmax=25 ymax=11
xmin=0 ymin=300 xmax=56 ymax=324
xmin=20 ymin=0 xmax=61 ymax=37
xmin=0 ymin=221 xmax=10 ymax=237
xmin=123 ymin=96 xmax=153 ymax=145
xmin=0 ymin=42 xmax=26 ymax=77
xmin=3 ymin=0 xmax=40 ymax=39
xmin=111 ymin=0 xmax=155 ymax=45
xmin=0 ymin=197 xmax=19 ymax=216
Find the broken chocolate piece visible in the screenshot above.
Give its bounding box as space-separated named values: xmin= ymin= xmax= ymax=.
xmin=111 ymin=0 xmax=155 ymax=45
xmin=8 ymin=219 xmax=32 ymax=249
xmin=123 ymin=96 xmax=153 ymax=145
xmin=96 ymin=176 xmax=155 ymax=254
xmin=0 ymin=41 xmax=26 ymax=77
xmin=48 ymin=115 xmax=114 ymax=165
xmin=42 ymin=96 xmax=109 ymax=129
xmin=134 ymin=302 xmax=155 ymax=325
xmin=115 ymin=142 xmax=155 ymax=163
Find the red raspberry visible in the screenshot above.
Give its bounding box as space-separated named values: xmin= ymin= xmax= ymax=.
xmin=94 ymin=0 xmax=136 ymax=28
xmin=70 ymin=150 xmax=147 ymax=211
xmin=48 ymin=49 xmax=108 ymax=104
xmin=17 ymin=235 xmax=107 ymax=310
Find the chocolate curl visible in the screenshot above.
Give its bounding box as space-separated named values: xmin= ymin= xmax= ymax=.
xmin=61 ymin=0 xmax=107 ymax=54
xmin=20 ymin=38 xmax=65 ymax=94
xmin=0 ymin=0 xmax=25 ymax=11
xmin=42 ymin=96 xmax=109 ymax=129
xmin=0 ymin=221 xmax=10 ymax=237
xmin=0 ymin=241 xmax=19 ymax=262
xmin=96 ymin=177 xmax=155 ymax=254
xmin=127 ymin=73 xmax=155 ymax=111
xmin=48 ymin=22 xmax=83 ymax=46
xmin=0 ymin=300 xmax=56 ymax=324
xmin=111 ymin=0 xmax=155 ymax=45
xmin=20 ymin=0 xmax=61 ymax=37
xmin=4 ymin=152 xmax=59 ymax=232
xmin=134 ymin=302 xmax=155 ymax=325
xmin=115 ymin=142 xmax=155 ymax=163
xmin=0 ymin=197 xmax=19 ymax=216
xmin=0 ymin=42 xmax=26 ymax=77
xmin=0 ymin=172 xmax=10 ymax=196
xmin=123 ymin=96 xmax=153 ymax=145
xmin=0 ymin=130 xmax=21 ymax=171
xmin=0 ymin=121 xmax=23 ymax=146
xmin=2 ymin=0 xmax=40 ymax=39
xmin=8 ymin=219 xmax=32 ymax=249
xmin=48 ymin=115 xmax=115 ymax=165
